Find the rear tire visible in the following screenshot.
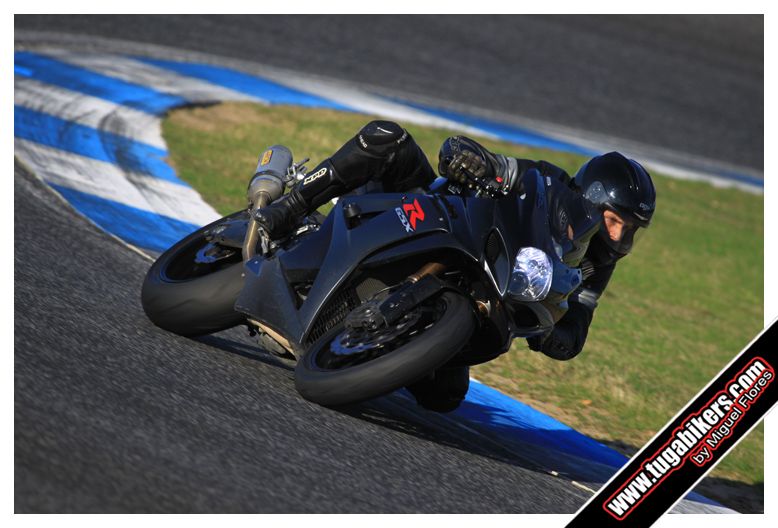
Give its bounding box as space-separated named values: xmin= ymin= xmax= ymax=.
xmin=295 ymin=291 xmax=475 ymax=406
xmin=141 ymin=211 xmax=247 ymax=336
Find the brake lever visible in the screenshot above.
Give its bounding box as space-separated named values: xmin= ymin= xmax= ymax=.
xmin=285 ymin=157 xmax=311 ymax=187
xmin=464 ymin=172 xmax=501 ymax=199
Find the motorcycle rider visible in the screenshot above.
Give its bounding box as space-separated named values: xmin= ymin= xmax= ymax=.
xmin=255 ymin=120 xmax=656 ymax=412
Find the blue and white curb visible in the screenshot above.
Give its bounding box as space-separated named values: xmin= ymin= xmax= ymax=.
xmin=14 ymin=46 xmax=736 ymax=513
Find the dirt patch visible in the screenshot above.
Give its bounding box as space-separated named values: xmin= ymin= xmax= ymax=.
xmin=167 ymin=102 xmax=280 ymax=133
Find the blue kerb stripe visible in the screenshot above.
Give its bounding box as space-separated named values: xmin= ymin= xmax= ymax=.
xmin=135 ymin=56 xmax=353 ymax=111
xmin=394 ymin=98 xmax=600 ymax=156
xmin=459 ymin=381 xmax=721 ymax=507
xmin=14 ymin=51 xmax=188 ymax=115
xmin=709 ymin=167 xmax=764 ymax=188
xmin=14 ymin=64 xmax=32 ymax=76
xmin=459 ymin=380 xmax=628 ymax=468
xmin=15 ymin=106 xmax=183 ymax=185
xmin=50 ymin=184 xmax=200 ymax=253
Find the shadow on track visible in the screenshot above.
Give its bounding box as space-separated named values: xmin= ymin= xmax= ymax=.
xmin=194 ymin=334 xmax=294 ymax=372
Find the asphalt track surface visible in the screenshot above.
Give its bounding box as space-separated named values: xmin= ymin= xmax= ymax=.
xmin=14 ymin=163 xmax=600 ymax=513
xmin=15 ymin=14 xmax=764 ymax=172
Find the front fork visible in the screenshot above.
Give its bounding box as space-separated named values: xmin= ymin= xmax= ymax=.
xmin=345 ymin=263 xmax=449 ymax=332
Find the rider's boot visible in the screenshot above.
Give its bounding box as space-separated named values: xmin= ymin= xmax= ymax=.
xmin=253 ymin=156 xmax=345 ymax=239
xmin=253 ymin=120 xmax=435 ymax=239
xmin=251 ymin=184 xmax=310 ymax=239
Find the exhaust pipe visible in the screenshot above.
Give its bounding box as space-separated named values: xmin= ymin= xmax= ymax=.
xmin=243 ymin=145 xmax=293 ymax=261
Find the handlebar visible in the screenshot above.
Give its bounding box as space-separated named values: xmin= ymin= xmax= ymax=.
xmin=457 ymin=168 xmax=502 ymax=199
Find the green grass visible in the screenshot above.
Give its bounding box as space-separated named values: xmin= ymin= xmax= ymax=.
xmin=162 ymin=102 xmax=764 ymax=486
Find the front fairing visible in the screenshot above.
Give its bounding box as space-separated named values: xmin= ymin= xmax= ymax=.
xmin=426 ymin=174 xmax=582 ymax=336
xmin=485 ymin=171 xmax=582 ymax=337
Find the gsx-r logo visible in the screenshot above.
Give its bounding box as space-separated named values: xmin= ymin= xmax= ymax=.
xmin=395 ymin=198 xmax=425 ymax=232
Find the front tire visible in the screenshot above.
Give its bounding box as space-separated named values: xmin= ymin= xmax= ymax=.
xmin=141 ymin=211 xmax=248 ymax=336
xmin=295 ymin=291 xmax=475 ymax=406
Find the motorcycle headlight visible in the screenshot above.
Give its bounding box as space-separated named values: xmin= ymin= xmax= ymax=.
xmin=507 ymin=247 xmax=553 ymax=301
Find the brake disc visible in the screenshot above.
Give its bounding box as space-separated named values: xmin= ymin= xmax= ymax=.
xmin=331 ymin=308 xmax=422 ymax=356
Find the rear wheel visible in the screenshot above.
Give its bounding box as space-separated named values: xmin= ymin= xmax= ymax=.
xmin=141 ymin=211 xmax=248 ymax=336
xmin=295 ymin=291 xmax=475 ymax=406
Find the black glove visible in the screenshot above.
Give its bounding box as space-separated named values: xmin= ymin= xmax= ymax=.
xmin=446 ymin=151 xmax=506 ymax=197
xmin=438 ymin=136 xmax=507 ymax=197
xmin=445 ymin=150 xmax=487 ymax=182
xmin=526 ymin=332 xmax=550 ymax=353
xmin=527 ymin=322 xmax=584 ymax=361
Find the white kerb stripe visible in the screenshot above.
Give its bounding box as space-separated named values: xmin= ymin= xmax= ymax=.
xmin=247 ymin=69 xmax=499 ymax=139
xmin=670 ymin=498 xmax=736 ymax=514
xmin=40 ymin=49 xmax=267 ymax=104
xmin=14 ymin=77 xmax=166 ymax=150
xmin=642 ymin=159 xmax=762 ymax=194
xmin=15 ymin=139 xmax=219 ymax=227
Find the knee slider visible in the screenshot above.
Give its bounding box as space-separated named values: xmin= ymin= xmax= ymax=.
xmin=357 ymin=120 xmax=408 ymax=157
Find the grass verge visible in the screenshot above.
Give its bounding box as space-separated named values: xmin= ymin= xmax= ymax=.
xmin=162 ymin=102 xmax=764 ymax=491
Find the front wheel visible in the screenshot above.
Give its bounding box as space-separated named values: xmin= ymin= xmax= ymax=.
xmin=295 ymin=291 xmax=475 ymax=406
xmin=141 ymin=211 xmax=248 ymax=336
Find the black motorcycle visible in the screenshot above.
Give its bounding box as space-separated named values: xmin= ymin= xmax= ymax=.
xmin=141 ymin=145 xmax=585 ymax=407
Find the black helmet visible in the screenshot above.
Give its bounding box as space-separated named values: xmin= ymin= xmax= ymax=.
xmin=574 ymin=152 xmax=656 ymax=257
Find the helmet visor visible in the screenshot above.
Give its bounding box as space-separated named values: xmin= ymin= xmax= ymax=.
xmin=615 ymin=224 xmax=645 ymax=254
xmin=601 ymin=213 xmax=646 ymax=256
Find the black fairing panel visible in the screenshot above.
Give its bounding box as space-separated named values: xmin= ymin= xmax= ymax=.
xmin=237 ymin=193 xmax=460 ymax=345
xmin=236 ymin=255 xmax=304 ymax=339
xmin=296 ymin=194 xmax=450 ymax=341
